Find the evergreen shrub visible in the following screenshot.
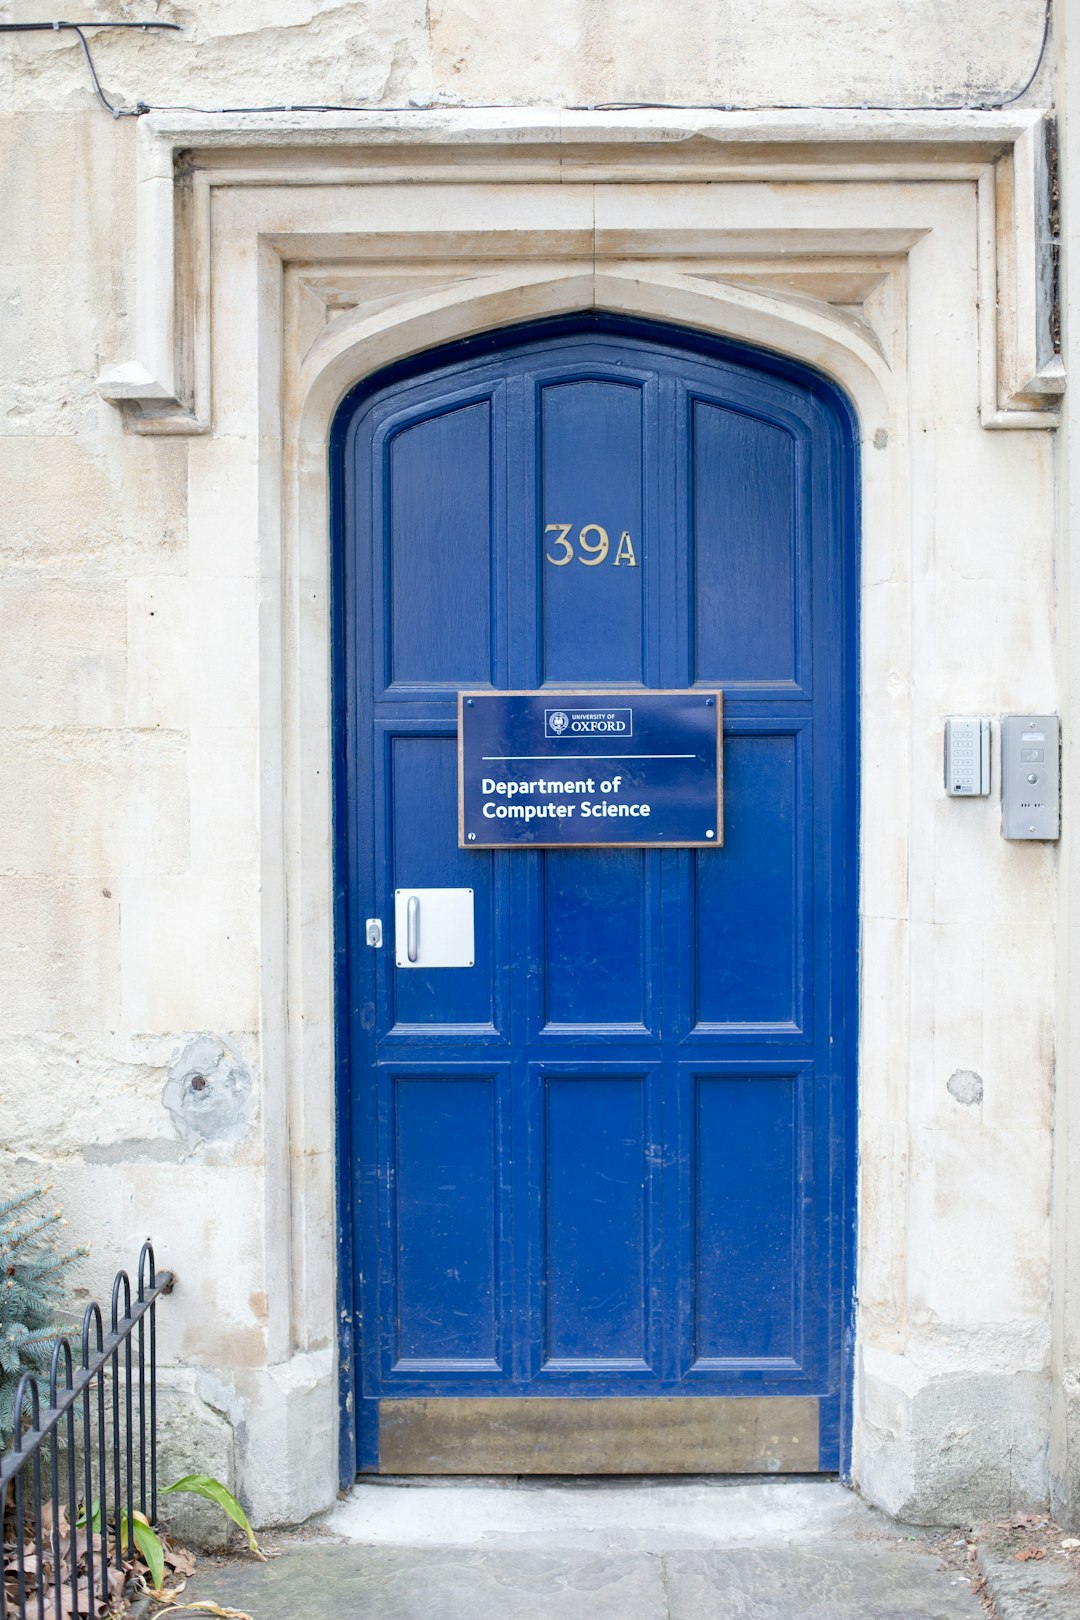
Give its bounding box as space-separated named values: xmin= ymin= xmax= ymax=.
xmin=0 ymin=1187 xmax=85 ymax=1450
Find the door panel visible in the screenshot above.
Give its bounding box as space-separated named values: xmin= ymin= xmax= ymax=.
xmin=689 ymin=399 xmax=803 ymax=688
xmin=335 ymin=315 xmax=858 ymax=1478
xmin=387 ymin=733 xmax=496 ymax=1030
xmin=690 ymin=1068 xmax=806 ymax=1367
xmin=539 ymin=378 xmax=648 ymax=683
xmin=541 ymin=1067 xmax=654 ymax=1369
xmin=383 ymin=399 xmax=497 ymax=689
xmin=692 ymin=731 xmax=805 ymax=1032
xmin=389 ymin=1069 xmax=505 ymax=1371
xmin=541 ymin=850 xmax=652 ymax=1031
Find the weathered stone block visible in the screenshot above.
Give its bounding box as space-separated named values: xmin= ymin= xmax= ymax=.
xmin=156 ymin=1371 xmax=239 ymax=1550
xmin=126 ymin=578 xmax=259 ymax=731
xmin=188 ymin=728 xmax=259 ymax=874
xmin=0 ymin=729 xmax=189 ymax=878
xmin=860 ymin=1350 xmax=1050 ymax=1523
xmin=0 ymin=1031 xmax=186 ymax=1159
xmin=0 ymin=877 xmax=120 ymax=1033
xmin=118 ymin=874 xmax=260 ymax=1032
xmin=428 ymin=0 xmax=1046 ymax=109
xmin=0 ymin=579 xmax=126 ymax=727
xmin=232 ymin=1350 xmax=337 ymax=1528
xmin=0 ymin=436 xmax=186 ymax=568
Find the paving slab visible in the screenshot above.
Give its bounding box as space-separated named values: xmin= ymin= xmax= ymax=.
xmin=184 ymin=1537 xmax=986 ymax=1620
xmin=978 ymin=1545 xmax=1080 ymax=1620
xmin=182 ymin=1479 xmax=990 ymax=1620
xmin=185 ymin=1543 xmax=668 ymax=1620
xmin=663 ymin=1545 xmax=985 ymax=1620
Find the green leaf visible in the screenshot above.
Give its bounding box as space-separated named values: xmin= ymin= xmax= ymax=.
xmin=131 ymin=1514 xmax=167 ymax=1593
xmin=163 ymin=1474 xmax=263 ymax=1558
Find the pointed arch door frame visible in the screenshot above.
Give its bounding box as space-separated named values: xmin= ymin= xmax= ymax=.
xmin=100 ymin=120 xmax=1062 ymax=1519
xmin=329 ymin=309 xmax=861 ymax=1478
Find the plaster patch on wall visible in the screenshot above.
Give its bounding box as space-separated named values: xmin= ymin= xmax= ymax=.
xmin=948 ymin=1069 xmax=985 ymax=1106
xmin=83 ymin=1138 xmax=189 ymax=1165
xmin=163 ymin=1036 xmax=252 ymax=1143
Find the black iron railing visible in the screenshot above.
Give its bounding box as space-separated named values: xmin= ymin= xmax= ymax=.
xmin=0 ymin=1243 xmax=173 ymax=1619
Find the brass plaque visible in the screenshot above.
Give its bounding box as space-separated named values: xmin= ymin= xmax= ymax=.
xmin=377 ymin=1396 xmax=818 ymax=1475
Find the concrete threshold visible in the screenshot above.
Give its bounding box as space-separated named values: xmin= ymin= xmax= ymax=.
xmin=183 ymin=1476 xmax=998 ymax=1619
xmin=327 ymin=1473 xmax=873 ymax=1551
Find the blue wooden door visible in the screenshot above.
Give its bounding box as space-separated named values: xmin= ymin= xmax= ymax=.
xmin=333 ymin=316 xmax=858 ymax=1479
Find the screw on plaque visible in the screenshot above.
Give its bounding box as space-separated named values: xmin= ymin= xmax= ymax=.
xmin=468 ymin=832 xmax=476 ymax=841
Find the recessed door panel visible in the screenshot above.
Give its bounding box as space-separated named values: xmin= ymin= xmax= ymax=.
xmin=384 ymin=400 xmax=495 ymax=688
xmin=692 ymin=730 xmax=806 ymax=1032
xmin=690 ymin=1069 xmax=805 ymax=1368
xmin=388 ymin=1069 xmax=505 ymax=1371
xmin=336 ymin=316 xmax=857 ymax=1478
xmin=541 ymin=1067 xmax=655 ymax=1369
xmin=539 ymin=379 xmax=646 ymax=684
xmin=690 ymin=398 xmax=801 ymax=689
xmin=541 ymin=850 xmax=651 ymax=1032
xmin=389 ymin=734 xmax=495 ymax=1029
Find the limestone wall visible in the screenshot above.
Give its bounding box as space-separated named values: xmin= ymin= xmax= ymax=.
xmin=0 ymin=0 xmax=1066 ymax=1530
xmin=0 ymin=0 xmax=1051 ymax=115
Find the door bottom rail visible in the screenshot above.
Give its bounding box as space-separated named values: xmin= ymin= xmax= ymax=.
xmin=374 ymin=1395 xmax=819 ymax=1474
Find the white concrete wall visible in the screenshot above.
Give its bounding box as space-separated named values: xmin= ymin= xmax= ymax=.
xmin=0 ymin=0 xmax=1070 ymax=1530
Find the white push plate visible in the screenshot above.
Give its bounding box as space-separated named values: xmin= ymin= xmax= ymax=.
xmin=394 ymin=888 xmax=475 ymax=968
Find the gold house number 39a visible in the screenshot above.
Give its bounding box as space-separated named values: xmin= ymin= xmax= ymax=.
xmin=544 ymin=523 xmax=638 ymax=568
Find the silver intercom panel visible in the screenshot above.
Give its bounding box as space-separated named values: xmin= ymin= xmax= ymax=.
xmin=1001 ymin=715 xmax=1060 ymax=840
xmin=944 ymin=718 xmax=991 ymax=797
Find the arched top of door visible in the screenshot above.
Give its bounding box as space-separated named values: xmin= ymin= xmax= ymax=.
xmin=329 ymin=309 xmax=862 ymax=466
xmin=301 ymin=268 xmax=891 ymax=454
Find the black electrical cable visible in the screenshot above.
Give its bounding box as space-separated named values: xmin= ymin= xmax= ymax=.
xmin=70 ymin=24 xmax=134 ymax=117
xmin=584 ymin=0 xmax=1052 ymax=115
xmin=0 ymin=0 xmax=1053 ymax=120
xmin=0 ymin=20 xmax=180 ymax=117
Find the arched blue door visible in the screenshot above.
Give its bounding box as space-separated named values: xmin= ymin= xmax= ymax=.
xmin=333 ymin=315 xmax=858 ymax=1478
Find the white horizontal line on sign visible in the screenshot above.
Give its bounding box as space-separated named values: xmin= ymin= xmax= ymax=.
xmin=482 ymin=753 xmax=697 ymax=761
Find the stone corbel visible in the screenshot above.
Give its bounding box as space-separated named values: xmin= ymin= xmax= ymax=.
xmin=98 ymin=124 xmax=210 ymax=433
xmin=96 ymin=108 xmax=1064 ymax=435
xmin=981 ymin=113 xmax=1064 ymax=423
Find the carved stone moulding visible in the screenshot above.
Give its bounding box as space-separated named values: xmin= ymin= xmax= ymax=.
xmin=97 ymin=108 xmax=1062 ymax=437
